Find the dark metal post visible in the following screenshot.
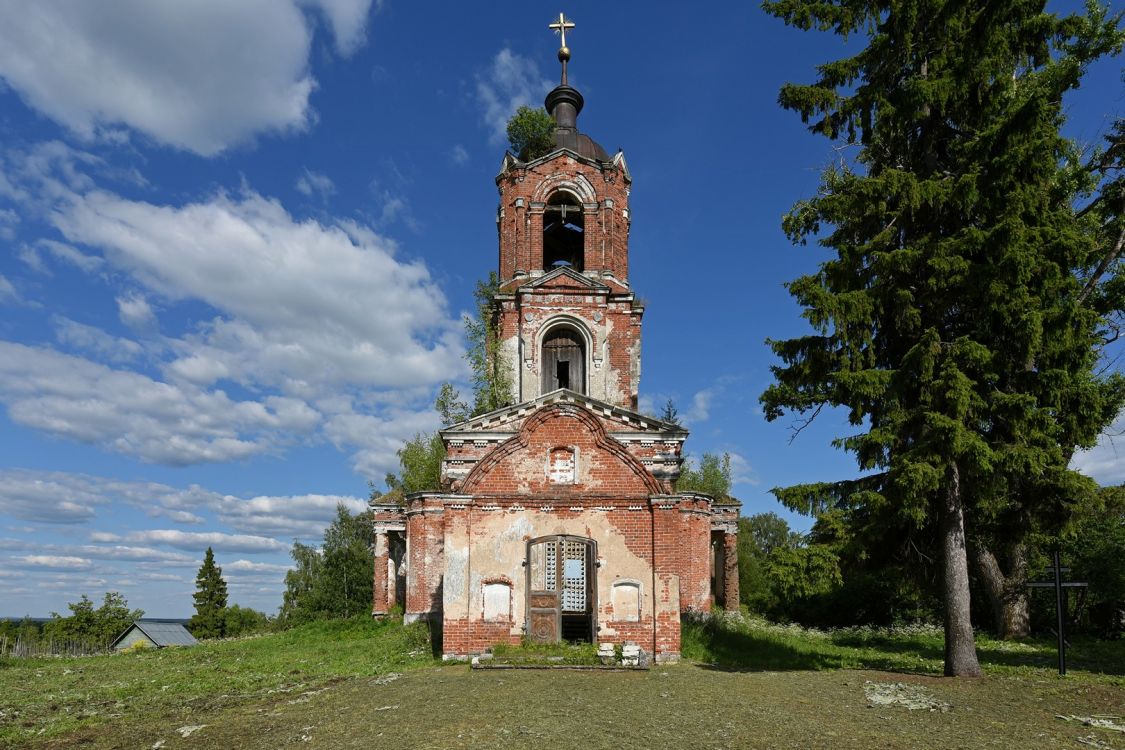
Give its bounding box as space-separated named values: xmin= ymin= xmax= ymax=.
xmin=1053 ymin=550 xmax=1066 ymax=676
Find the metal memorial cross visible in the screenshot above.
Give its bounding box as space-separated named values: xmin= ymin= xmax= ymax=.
xmin=1027 ymin=551 xmax=1088 ymax=676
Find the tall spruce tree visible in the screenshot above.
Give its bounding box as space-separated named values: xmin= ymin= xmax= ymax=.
xmin=191 ymin=547 xmax=228 ymax=639
xmin=760 ymin=0 xmax=1124 ymax=675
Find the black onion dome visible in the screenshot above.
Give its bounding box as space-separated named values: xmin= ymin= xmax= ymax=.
xmin=544 ymin=84 xmax=610 ymax=162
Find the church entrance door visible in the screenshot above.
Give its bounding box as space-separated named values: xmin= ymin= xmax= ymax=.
xmin=526 ymin=535 xmax=596 ymax=643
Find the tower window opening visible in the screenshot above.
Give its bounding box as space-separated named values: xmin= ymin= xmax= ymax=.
xmin=542 ymin=327 xmax=585 ymax=395
xmin=543 ymin=193 xmax=584 ymax=271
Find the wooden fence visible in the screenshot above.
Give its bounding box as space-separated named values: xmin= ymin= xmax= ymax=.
xmin=0 ymin=634 xmax=108 ymax=658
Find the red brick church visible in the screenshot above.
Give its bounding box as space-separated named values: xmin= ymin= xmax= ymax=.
xmin=370 ymin=16 xmax=739 ymax=662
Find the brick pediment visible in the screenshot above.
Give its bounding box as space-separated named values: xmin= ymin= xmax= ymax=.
xmin=441 ymin=392 xmax=686 ymax=491
xmin=455 ymin=403 xmax=663 ymax=496
xmin=520 ymin=266 xmax=610 ymax=292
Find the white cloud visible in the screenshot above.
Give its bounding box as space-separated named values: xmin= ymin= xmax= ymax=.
xmin=295 ymin=168 xmax=336 ymax=201
xmin=476 ymin=48 xmax=552 ymax=144
xmin=116 ymin=293 xmax=158 ymax=334
xmin=0 ymin=343 xmax=319 ymax=465
xmin=0 ymin=274 xmax=18 ymax=304
xmin=0 ymin=470 xmax=110 ymax=523
xmin=324 ymin=405 xmax=440 ymax=476
xmin=0 ymin=536 xmax=199 ymax=565
xmin=78 ymin=545 xmax=196 ymax=564
xmin=685 ymin=387 xmax=715 ymax=424
xmin=300 ymin=0 xmax=376 ymax=56
xmin=137 ymin=572 xmax=189 ymax=582
xmin=1072 ymin=411 xmax=1125 ymax=485
xmin=450 ymin=144 xmax=469 ymax=166
xmin=17 ymin=245 xmax=49 ymax=275
xmin=0 ymin=207 xmax=17 ymax=239
xmin=0 ymin=1 xmax=374 ymax=155
xmin=726 ymin=451 xmax=759 ymax=488
xmin=11 ymin=555 xmax=93 ymax=570
xmin=54 ymin=189 xmax=463 ymax=391
xmin=225 ymin=559 xmax=293 ymax=574
xmin=91 ymin=529 xmax=288 ymax=554
xmin=1 ymin=145 xmax=457 ymax=477
xmin=53 ymin=316 xmax=143 ymax=363
xmin=217 ymin=493 xmax=367 ymax=537
xmin=36 ymin=239 xmax=103 ymax=273
xmin=0 ymin=470 xmax=370 ymax=553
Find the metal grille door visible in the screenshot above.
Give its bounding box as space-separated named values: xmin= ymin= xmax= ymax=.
xmin=526 ymin=535 xmax=595 ymax=643
xmin=561 ymin=539 xmax=587 ymax=612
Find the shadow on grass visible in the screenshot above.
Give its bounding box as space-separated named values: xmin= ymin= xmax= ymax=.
xmin=683 ymin=618 xmax=1125 ymax=677
xmin=681 ymin=619 xmax=896 ymax=673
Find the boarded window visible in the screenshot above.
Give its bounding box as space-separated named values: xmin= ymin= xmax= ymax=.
xmin=612 ymin=580 xmax=641 ymax=622
xmin=483 ymin=581 xmax=511 ymax=621
xmin=541 ymin=328 xmax=585 ymax=395
xmin=548 ymin=447 xmax=575 ymax=484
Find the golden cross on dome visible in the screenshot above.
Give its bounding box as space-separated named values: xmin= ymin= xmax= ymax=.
xmin=549 ymin=12 xmax=575 ymax=49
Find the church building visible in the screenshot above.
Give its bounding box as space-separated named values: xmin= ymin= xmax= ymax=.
xmin=370 ymin=16 xmax=739 ymax=662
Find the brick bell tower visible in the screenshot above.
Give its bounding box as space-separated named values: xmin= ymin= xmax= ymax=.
xmin=371 ymin=15 xmax=743 ymax=661
xmin=493 ymin=16 xmax=641 ymax=409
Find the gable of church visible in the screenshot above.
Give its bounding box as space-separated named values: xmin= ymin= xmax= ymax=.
xmin=457 ymin=403 xmax=664 ymax=496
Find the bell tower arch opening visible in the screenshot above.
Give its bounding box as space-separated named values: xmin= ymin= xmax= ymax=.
xmin=543 ymin=191 xmax=584 ymax=271
xmin=540 ymin=324 xmax=587 ymax=395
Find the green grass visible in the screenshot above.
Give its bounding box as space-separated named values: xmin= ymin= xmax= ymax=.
xmin=2 ymin=614 xmax=1123 ymax=748
xmin=682 ymin=613 xmax=1125 ymax=684
xmin=488 ymin=639 xmax=601 ymax=665
xmin=0 ymin=616 xmax=431 ymax=747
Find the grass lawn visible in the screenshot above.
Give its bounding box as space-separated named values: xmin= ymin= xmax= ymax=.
xmin=1 ymin=615 xmax=1122 ymax=749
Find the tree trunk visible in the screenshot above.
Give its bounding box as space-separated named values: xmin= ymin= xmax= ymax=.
xmin=971 ymin=543 xmax=1030 ymax=639
xmin=941 ymin=463 xmax=983 ymax=677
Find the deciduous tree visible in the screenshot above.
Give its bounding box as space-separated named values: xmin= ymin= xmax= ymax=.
xmin=506 ymin=105 xmax=556 ymax=161
xmin=676 ymin=452 xmax=732 ymax=498
xmin=45 ymin=592 xmax=142 ymax=647
xmin=279 ymin=505 xmax=372 ymax=623
xmin=466 ymin=272 xmax=513 ymax=416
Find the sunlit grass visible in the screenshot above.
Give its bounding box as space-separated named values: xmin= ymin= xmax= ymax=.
xmin=0 ymin=617 xmax=432 ymax=746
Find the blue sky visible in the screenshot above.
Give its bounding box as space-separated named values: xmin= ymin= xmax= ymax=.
xmin=0 ymin=1 xmax=1120 ymax=618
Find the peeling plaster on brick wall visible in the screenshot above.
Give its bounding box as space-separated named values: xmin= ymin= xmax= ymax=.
xmin=494 ymin=149 xmax=639 ymax=410
xmin=378 ymin=137 xmax=740 ymax=658
xmin=440 ymin=506 xmax=665 ymax=656
xmin=393 ymin=404 xmax=731 ymax=657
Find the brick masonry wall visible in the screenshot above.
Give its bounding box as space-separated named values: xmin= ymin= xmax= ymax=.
xmin=442 ymin=394 xmax=683 ymax=491
xmin=403 ymin=498 xmax=444 ymax=620
xmin=430 ymin=404 xmax=721 ymax=659
xmin=496 ymin=153 xmax=631 ymax=282
xmin=491 ymin=149 xmax=639 ymax=409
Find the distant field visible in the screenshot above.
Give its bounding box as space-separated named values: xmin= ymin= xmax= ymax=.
xmin=1 ymin=616 xmax=1122 ymax=749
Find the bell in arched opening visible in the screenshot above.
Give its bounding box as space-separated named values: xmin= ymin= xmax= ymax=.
xmin=543 ymin=193 xmax=584 ymax=271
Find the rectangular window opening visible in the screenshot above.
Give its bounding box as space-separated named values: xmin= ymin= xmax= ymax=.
xmin=557 ymin=361 xmax=569 ymax=390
